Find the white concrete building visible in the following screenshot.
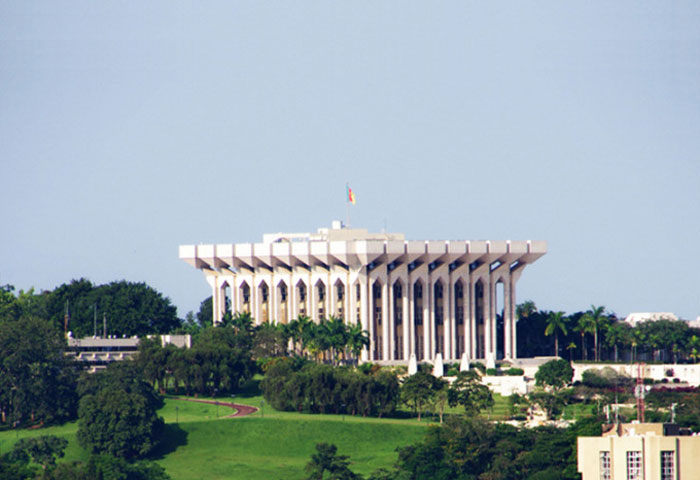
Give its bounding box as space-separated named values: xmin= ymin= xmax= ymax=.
xmin=179 ymin=224 xmax=546 ymax=364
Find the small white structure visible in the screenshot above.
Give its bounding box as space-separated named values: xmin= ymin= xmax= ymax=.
xmin=624 ymin=312 xmax=678 ymax=326
xmin=408 ymin=353 xmax=418 ymax=375
xmin=433 ymin=353 xmax=444 ymax=377
xmin=460 ymin=352 xmax=470 ymax=372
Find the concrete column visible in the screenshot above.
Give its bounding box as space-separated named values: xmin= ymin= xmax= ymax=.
xmin=325 ymin=273 xmax=332 ymax=320
xmin=310 ymin=281 xmax=318 ymax=322
xmin=423 ymin=278 xmax=430 ymax=362
xmin=510 ymin=267 xmax=524 ymax=359
xmin=483 ymin=278 xmax=492 ymax=359
xmin=382 ymin=282 xmax=389 ymax=361
xmin=444 ymin=279 xmax=452 ymax=361
xmin=344 ymin=275 xmax=351 ymax=323
xmin=428 ymin=277 xmax=436 ymax=360
xmin=360 ymin=279 xmax=369 ymax=362
xmin=402 ymin=285 xmax=410 ymax=361
xmin=348 ymin=280 xmax=356 ymax=325
xmin=462 ymin=275 xmax=471 ymax=359
xmin=207 ymin=275 xmax=219 ymax=325
xmin=469 ymin=276 xmax=477 ymax=358
xmin=408 ymin=277 xmax=416 ymax=358
xmin=367 ymin=281 xmax=375 ymax=361
xmin=230 ymin=275 xmax=238 ymax=316
xmin=503 ymin=275 xmax=512 ymax=359
xmin=388 ymin=281 xmax=395 ymax=360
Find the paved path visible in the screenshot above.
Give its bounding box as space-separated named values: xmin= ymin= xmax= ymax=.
xmin=170 ymin=396 xmax=259 ymax=418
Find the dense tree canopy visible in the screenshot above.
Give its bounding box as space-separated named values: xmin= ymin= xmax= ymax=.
xmin=535 ymin=359 xmax=574 ymax=390
xmin=0 ymin=316 xmax=78 ymax=427
xmin=77 ymin=362 xmax=164 ymax=459
xmin=47 ymin=279 xmax=180 ymax=337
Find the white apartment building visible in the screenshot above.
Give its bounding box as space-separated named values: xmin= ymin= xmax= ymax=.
xmin=179 ymin=223 xmax=546 ymax=364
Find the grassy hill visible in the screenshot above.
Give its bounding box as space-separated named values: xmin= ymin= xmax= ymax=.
xmin=0 ymin=383 xmax=525 ymax=480
xmin=0 ymin=396 xmax=429 ymax=479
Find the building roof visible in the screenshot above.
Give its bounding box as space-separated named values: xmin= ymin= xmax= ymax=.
xmin=180 ymin=224 xmax=547 ymax=272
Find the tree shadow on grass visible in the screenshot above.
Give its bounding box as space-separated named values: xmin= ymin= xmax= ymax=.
xmin=147 ymin=423 xmax=188 ymax=460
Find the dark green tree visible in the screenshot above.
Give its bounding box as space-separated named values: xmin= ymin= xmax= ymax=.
xmin=447 ymin=370 xmax=494 ymax=415
xmin=305 ymin=443 xmax=362 ymax=480
xmin=77 ymin=363 xmax=164 ymax=459
xmin=12 ymin=435 xmax=67 ymax=471
xmin=544 ymin=311 xmax=568 ymax=357
xmin=0 ymin=316 xmax=78 ymax=427
xmin=400 ymin=371 xmax=440 ymax=421
xmin=535 ymin=359 xmax=574 ymax=390
xmin=47 ymin=279 xmax=180 ymax=337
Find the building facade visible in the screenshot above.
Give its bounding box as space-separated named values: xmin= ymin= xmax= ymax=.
xmin=179 ymin=224 xmax=545 ymax=364
xmin=578 ymin=423 xmax=700 ymax=480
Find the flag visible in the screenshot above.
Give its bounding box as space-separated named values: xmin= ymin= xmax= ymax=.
xmin=347 ymin=185 xmax=356 ymax=204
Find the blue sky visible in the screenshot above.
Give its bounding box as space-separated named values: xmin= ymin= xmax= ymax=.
xmin=1 ymin=2 xmax=699 ymax=321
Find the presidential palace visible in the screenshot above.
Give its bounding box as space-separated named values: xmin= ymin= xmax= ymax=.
xmin=179 ymin=223 xmax=546 ymax=364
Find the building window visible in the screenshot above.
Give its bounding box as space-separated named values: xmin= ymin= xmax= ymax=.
xmin=661 ymin=451 xmax=675 ymax=480
xmin=600 ymin=451 xmax=610 ymax=480
xmin=626 ymin=451 xmax=642 ymax=480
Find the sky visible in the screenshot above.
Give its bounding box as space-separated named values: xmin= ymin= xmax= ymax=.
xmin=1 ymin=2 xmax=699 ymax=321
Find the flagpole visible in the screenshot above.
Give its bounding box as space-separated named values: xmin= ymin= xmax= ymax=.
xmin=345 ymin=183 xmax=350 ymax=228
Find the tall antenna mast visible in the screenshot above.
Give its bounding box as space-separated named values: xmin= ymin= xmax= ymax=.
xmin=103 ymin=313 xmax=107 ymax=338
xmin=635 ymin=363 xmax=646 ymax=423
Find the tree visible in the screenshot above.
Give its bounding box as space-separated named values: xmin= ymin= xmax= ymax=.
xmin=544 ymin=311 xmax=568 ymax=357
xmin=516 ymin=300 xmax=537 ymax=320
xmin=187 ymin=326 xmax=255 ymax=394
xmin=346 ymin=323 xmax=369 ymax=364
xmin=605 ymin=321 xmax=631 ymax=362
xmin=448 ymin=370 xmax=494 ymax=416
xmin=575 ymin=315 xmax=593 ymax=361
xmin=429 ymin=378 xmax=450 ymax=423
xmin=77 ymin=362 xmax=164 ymax=459
xmin=49 ymin=455 xmax=172 ymax=480
xmin=306 ymin=443 xmax=361 ymax=480
xmin=0 ymin=316 xmax=78 ymax=427
xmin=528 ymin=391 xmax=568 ymax=420
xmin=12 ymin=436 xmax=67 ymax=471
xmin=535 ymin=359 xmax=573 ymax=390
xmin=689 ymin=335 xmax=700 ymax=363
xmin=197 ymin=296 xmax=213 ymax=327
xmin=401 ymin=371 xmax=440 ymax=421
xmin=47 ymin=279 xmax=180 ymax=337
xmin=581 ymin=305 xmax=608 ymax=361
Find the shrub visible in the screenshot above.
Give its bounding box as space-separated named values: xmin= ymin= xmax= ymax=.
xmin=506 ymin=368 xmax=524 ymax=376
xmin=471 ymin=362 xmax=486 ymax=373
xmin=485 ymin=368 xmax=498 ymax=376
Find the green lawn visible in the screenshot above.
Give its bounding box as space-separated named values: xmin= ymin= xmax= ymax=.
xmin=0 ymin=387 xmax=520 ymax=479
xmin=0 ymin=396 xmax=430 ymax=479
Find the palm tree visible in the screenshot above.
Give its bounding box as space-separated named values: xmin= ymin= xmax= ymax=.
xmin=347 ymin=322 xmax=369 ymax=363
xmin=566 ymin=341 xmax=577 ymax=362
xmin=544 ymin=311 xmax=568 ymax=357
xmin=581 ymin=305 xmax=608 ymax=361
xmin=516 ymin=301 xmax=537 ymax=320
xmin=288 ymin=314 xmax=312 ymax=356
xmin=324 ymin=316 xmax=349 ymax=365
xmin=575 ymin=315 xmax=593 ymax=361
xmin=231 ymin=311 xmax=254 ymax=335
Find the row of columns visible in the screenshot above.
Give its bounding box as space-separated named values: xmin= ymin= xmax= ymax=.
xmin=208 ymin=262 xmax=524 ymax=362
